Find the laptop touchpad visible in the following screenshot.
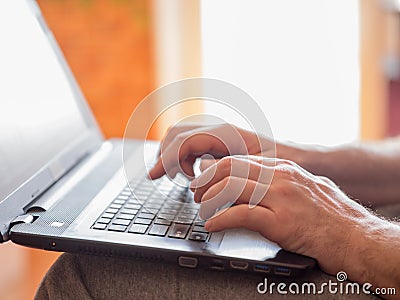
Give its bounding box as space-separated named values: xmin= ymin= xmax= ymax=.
xmin=216 ymin=228 xmax=281 ymax=260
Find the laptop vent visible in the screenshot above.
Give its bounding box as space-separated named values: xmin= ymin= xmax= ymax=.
xmin=76 ymin=245 xmax=164 ymax=262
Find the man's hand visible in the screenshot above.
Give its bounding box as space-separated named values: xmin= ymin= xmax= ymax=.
xmin=149 ymin=124 xmax=400 ymax=297
xmin=191 ymin=156 xmax=400 ymax=296
xmin=148 ymin=123 xmax=272 ymax=180
xmin=191 ymin=156 xmax=370 ymax=273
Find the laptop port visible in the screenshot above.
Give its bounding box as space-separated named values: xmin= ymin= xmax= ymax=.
xmin=178 ymin=256 xmax=198 ymax=268
xmin=254 ymin=264 xmax=270 ymax=273
xmin=210 ymin=260 xmax=224 ymax=270
xmin=274 ymin=266 xmax=291 ymax=276
xmin=230 ymin=260 xmax=249 ymax=270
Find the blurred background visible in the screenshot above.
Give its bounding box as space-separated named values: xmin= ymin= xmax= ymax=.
xmin=2 ymin=0 xmax=400 ymax=299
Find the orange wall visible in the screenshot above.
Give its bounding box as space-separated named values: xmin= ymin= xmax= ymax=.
xmin=39 ymin=0 xmax=156 ymax=138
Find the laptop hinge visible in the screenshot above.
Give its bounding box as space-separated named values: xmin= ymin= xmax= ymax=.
xmin=10 ymin=214 xmax=35 ymax=227
xmin=0 ymin=215 xmax=35 ymax=242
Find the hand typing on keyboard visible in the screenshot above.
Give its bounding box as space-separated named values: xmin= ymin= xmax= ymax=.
xmin=147 ymin=123 xmax=400 ymax=293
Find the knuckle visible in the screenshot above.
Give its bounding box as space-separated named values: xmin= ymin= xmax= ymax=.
xmin=274 ymin=165 xmax=294 ymax=179
xmin=319 ymin=175 xmax=335 ymax=186
xmin=274 ymin=161 xmax=302 ymax=180
xmin=277 ymin=158 xmax=297 ymax=167
xmin=235 ymin=206 xmax=250 ymax=225
xmin=218 ymin=156 xmax=234 ymax=171
xmin=220 ymin=176 xmax=230 ymax=187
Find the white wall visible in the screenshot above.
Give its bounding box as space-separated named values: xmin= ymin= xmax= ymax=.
xmin=201 ymin=0 xmax=360 ymax=146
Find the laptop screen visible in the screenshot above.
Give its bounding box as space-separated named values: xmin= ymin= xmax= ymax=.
xmin=0 ymin=1 xmax=98 ymax=203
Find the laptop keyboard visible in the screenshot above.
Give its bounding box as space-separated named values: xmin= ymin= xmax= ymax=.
xmin=91 ymin=175 xmax=209 ymax=242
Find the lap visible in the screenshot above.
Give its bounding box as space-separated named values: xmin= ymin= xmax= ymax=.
xmin=35 ymin=253 xmax=375 ymax=300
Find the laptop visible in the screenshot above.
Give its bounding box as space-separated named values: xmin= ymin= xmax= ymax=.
xmin=0 ymin=0 xmax=315 ymax=276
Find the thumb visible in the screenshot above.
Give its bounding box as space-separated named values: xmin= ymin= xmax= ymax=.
xmin=204 ymin=204 xmax=276 ymax=240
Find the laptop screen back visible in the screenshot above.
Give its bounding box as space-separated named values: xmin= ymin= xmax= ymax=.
xmin=0 ymin=0 xmax=100 ymax=203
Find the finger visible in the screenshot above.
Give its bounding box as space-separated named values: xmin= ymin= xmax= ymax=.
xmin=191 ymin=156 xmax=274 ymax=203
xmin=204 ymin=204 xmax=277 ymax=242
xmin=149 ymin=124 xmax=249 ymax=180
xmin=250 ymin=157 xmax=314 ymax=184
xmin=157 ymin=124 xmax=203 ymax=157
xmin=199 ymin=157 xmax=218 ymax=172
xmin=148 ymin=132 xmax=229 ymax=179
xmin=199 ymin=176 xmax=270 ymax=219
xmin=241 ymin=155 xmax=277 ymax=166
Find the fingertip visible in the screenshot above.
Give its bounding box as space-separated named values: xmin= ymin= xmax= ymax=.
xmin=147 ymin=168 xmax=156 ymax=179
xmin=192 ymin=192 xmax=201 ymax=203
xmin=147 ymin=165 xmax=163 ymax=180
xmin=204 ymin=220 xmax=213 ymax=231
xmin=189 ymin=178 xmax=198 ymax=189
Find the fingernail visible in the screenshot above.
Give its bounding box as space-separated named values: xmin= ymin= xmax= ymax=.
xmin=189 ymin=178 xmax=198 ymax=189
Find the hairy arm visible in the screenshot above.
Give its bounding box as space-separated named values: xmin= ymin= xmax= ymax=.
xmin=275 ymin=137 xmax=400 ymax=206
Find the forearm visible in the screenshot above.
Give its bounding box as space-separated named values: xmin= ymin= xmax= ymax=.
xmin=345 ymin=219 xmax=400 ymax=299
xmin=276 ymin=138 xmax=400 ymax=206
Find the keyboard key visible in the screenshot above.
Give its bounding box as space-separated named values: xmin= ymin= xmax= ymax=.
xmin=148 ymin=224 xmax=169 ymax=236
xmin=137 ymin=212 xmax=155 ymax=220
xmin=92 ymin=223 xmax=107 ymax=230
xmin=118 ymin=214 xmax=135 ymax=220
xmin=113 ymin=199 xmax=126 ymax=205
xmin=160 ymin=209 xmax=178 ymax=215
xmin=128 ymin=224 xmax=148 ymax=234
xmin=120 ymin=191 xmax=131 ymax=196
xmin=117 ymin=195 xmax=130 ymax=200
xmin=141 ymin=208 xmax=159 ymax=214
xmin=163 ymin=203 xmax=182 ymax=210
xmin=168 ymin=224 xmax=190 ymax=239
xmin=134 ymin=191 xmax=151 ymax=198
xmin=108 ymin=224 xmax=127 ymax=232
xmin=181 ymin=203 xmax=199 ymax=209
xmin=146 ymin=198 xmax=165 ymax=204
xmin=126 ymin=198 xmax=144 ymax=205
xmin=110 ymin=204 xmax=123 ymax=209
xmin=180 ymin=208 xmax=198 ymax=215
xmin=125 ymin=203 xmax=142 ymax=210
xmin=194 ymin=220 xmax=205 ymax=227
xmin=106 ymin=208 xmax=119 ymax=214
xmin=143 ymin=203 xmax=162 ymax=210
xmin=120 ymin=208 xmax=139 ymax=215
xmin=176 ymin=213 xmax=196 ymax=220
xmin=192 ymin=226 xmax=208 ymax=233
xmin=136 ymin=184 xmax=153 ymax=192
xmin=174 ymin=217 xmax=193 ymax=225
xmin=157 ymin=213 xmax=175 ymax=221
xmin=97 ymin=218 xmax=111 ymax=224
xmin=112 ymin=219 xmax=131 ymax=226
xmin=102 ymin=213 xmax=115 ymax=219
xmin=134 ymin=218 xmax=152 ymax=225
xmin=154 ymin=218 xmax=172 ymax=226
xmin=189 ymin=232 xmax=208 ymax=242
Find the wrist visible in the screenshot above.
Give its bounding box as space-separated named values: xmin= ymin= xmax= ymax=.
xmin=275 ymin=142 xmax=326 ymax=173
xmin=343 ymin=218 xmax=400 ymax=290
